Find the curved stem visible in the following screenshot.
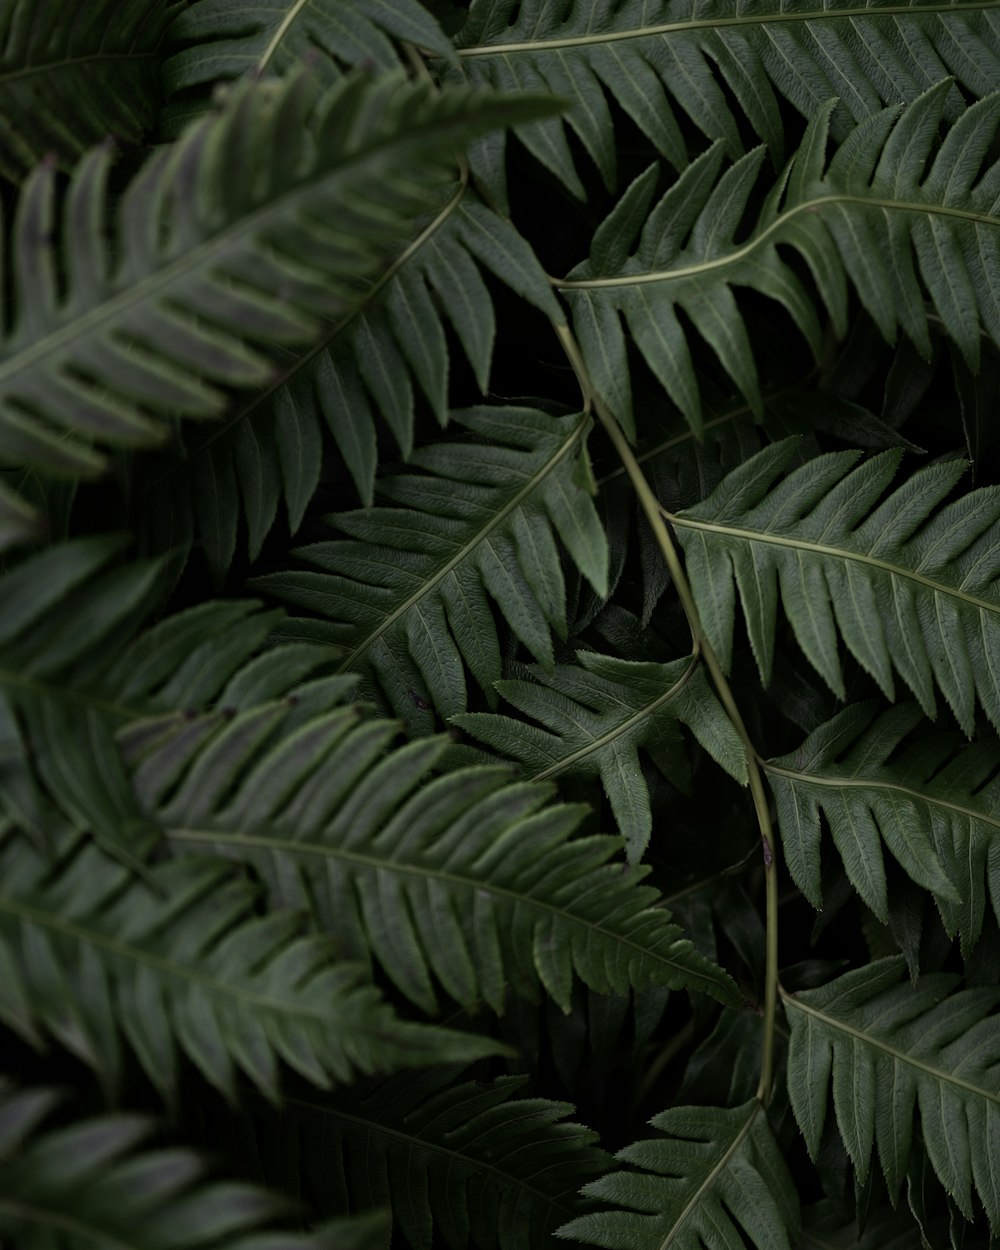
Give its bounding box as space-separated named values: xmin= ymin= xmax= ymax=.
xmin=554 ymin=320 xmax=781 ymax=1105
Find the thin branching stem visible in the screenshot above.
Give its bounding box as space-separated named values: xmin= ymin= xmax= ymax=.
xmin=553 ymin=319 xmax=781 ymax=1105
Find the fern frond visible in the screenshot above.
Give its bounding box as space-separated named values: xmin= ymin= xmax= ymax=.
xmin=133 ymin=706 xmax=741 ymax=1013
xmin=764 ymin=702 xmax=1000 ymax=939
xmin=164 ymin=0 xmax=456 ymax=112
xmin=0 ymin=71 xmax=557 ymax=506
xmin=0 ymin=1080 xmax=385 ymax=1250
xmin=597 ymin=372 xmax=909 ymax=566
xmin=559 ymin=86 xmax=1000 ymax=433
xmin=137 ymin=189 xmax=560 ymax=579
xmin=670 ymin=440 xmax=1000 ymax=735
xmin=273 ymin=1067 xmax=610 ymax=1249
xmin=592 ymin=372 xmax=827 ymax=623
xmin=557 ymin=1099 xmax=799 ymax=1249
xmin=0 ymin=536 xmax=346 ymax=858
xmin=454 ymin=650 xmax=747 ymax=863
xmin=446 ymin=0 xmax=1000 ymax=199
xmin=255 ymin=406 xmax=609 ymax=732
xmin=0 ymin=827 xmax=500 ymax=1102
xmin=0 ymin=0 xmax=183 ymax=181
xmin=784 ymin=957 xmax=1000 ymax=1228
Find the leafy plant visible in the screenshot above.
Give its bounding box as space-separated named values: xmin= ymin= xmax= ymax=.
xmin=3 ymin=1 xmax=1000 ymax=1248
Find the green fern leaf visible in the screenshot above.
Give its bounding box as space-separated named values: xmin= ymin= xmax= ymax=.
xmin=275 ymin=1067 xmax=611 ymax=1249
xmin=454 ymin=650 xmax=747 ymax=863
xmin=598 ymin=391 xmax=876 ymax=630
xmin=255 ymin=406 xmax=609 ymax=731
xmin=446 ymin=0 xmax=1000 ymax=199
xmin=558 ymin=86 xmax=1000 ymax=433
xmin=133 ymin=707 xmax=741 ymax=1013
xmin=0 ymin=1080 xmax=386 ymax=1250
xmin=0 ymin=536 xmax=348 ymax=859
xmin=0 ymin=0 xmax=183 ymax=181
xmin=764 ymin=702 xmax=1000 ymax=938
xmin=0 ymin=827 xmax=501 ymax=1102
xmin=164 ymin=0 xmax=456 ymax=111
xmin=0 ymin=71 xmax=557 ymax=506
xmin=557 ymin=1099 xmax=799 ymax=1249
xmin=784 ymin=957 xmax=1000 ymax=1228
xmin=596 ymin=369 xmax=908 ymax=571
xmin=137 ymin=189 xmax=560 ymax=579
xmin=670 ymin=440 xmax=1000 ymax=736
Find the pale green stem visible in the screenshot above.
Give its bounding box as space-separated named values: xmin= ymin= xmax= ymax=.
xmin=403 ymin=42 xmax=435 ymax=82
xmin=553 ymin=320 xmax=781 ymax=1105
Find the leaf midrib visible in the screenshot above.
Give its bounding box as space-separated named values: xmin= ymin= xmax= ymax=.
xmin=275 ymin=1089 xmax=584 ymax=1215
xmin=258 ymin=0 xmax=310 ymax=72
xmin=667 ymin=512 xmax=1000 ymax=616
xmin=1 ymin=895 xmax=335 ymax=1024
xmin=142 ymin=177 xmax=469 ymax=486
xmin=163 ymin=824 xmax=722 ymax=994
xmin=556 ymin=195 xmax=998 ymax=291
xmin=531 ymin=654 xmax=700 ymax=781
xmin=0 ymin=51 xmax=158 ymax=87
xmin=456 ymin=1 xmax=993 ymax=56
xmin=336 ymin=416 xmax=590 ymax=675
xmin=782 ymin=990 xmax=1000 ymax=1104
xmin=763 ymin=760 xmax=1000 ymax=834
xmin=0 ymin=110 xmax=462 ymax=396
xmin=657 ymin=1102 xmax=760 ymax=1250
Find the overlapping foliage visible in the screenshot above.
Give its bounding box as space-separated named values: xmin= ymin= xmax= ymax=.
xmin=4 ymin=1 xmax=1000 ymax=1248
xmin=0 ymin=0 xmax=185 ymax=179
xmin=784 ymin=958 xmax=1000 ymax=1224
xmin=0 ymin=1081 xmax=388 ymax=1249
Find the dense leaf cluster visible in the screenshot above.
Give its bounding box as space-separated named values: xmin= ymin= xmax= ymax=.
xmin=1 ymin=1 xmax=1000 ymax=1248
